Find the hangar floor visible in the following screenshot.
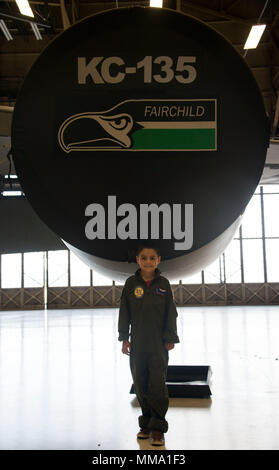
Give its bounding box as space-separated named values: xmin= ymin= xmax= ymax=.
xmin=0 ymin=305 xmax=278 ymax=450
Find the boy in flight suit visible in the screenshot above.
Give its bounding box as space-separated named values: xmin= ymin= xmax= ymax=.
xmin=118 ymin=243 xmax=179 ymax=446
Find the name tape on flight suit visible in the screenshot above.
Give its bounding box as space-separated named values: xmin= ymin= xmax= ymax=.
xmin=155 ymin=287 xmax=167 ymax=296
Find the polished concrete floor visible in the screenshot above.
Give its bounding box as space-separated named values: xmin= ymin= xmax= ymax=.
xmin=0 ymin=305 xmax=278 ymax=450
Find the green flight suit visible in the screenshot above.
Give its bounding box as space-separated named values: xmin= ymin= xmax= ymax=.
xmin=118 ymin=267 xmax=180 ymax=433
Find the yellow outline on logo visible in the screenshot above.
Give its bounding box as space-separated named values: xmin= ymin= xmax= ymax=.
xmin=134 ymin=287 xmax=144 ymax=298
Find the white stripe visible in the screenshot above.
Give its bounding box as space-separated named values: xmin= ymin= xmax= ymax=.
xmin=137 ymin=121 xmax=216 ymax=129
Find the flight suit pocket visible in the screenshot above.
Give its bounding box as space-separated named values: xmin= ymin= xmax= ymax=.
xmin=151 ymin=288 xmax=167 ymax=316
xmin=128 ymin=287 xmax=144 ymax=326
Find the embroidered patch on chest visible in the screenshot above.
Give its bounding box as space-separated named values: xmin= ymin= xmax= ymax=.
xmin=134 ymin=287 xmax=144 ymax=298
xmin=155 ymin=287 xmax=167 ymax=296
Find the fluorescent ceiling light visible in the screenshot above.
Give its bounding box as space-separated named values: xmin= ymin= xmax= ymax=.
xmin=15 ymin=0 xmax=34 ymax=18
xmin=0 ymin=19 xmax=13 ymax=41
xmin=31 ymin=22 xmax=42 ymax=40
xmin=244 ymin=24 xmax=266 ymax=49
xmin=150 ymin=0 xmax=163 ymax=7
xmin=2 ymin=191 xmax=22 ymax=196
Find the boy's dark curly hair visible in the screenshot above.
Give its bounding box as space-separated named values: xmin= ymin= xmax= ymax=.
xmin=135 ymin=242 xmax=161 ymax=257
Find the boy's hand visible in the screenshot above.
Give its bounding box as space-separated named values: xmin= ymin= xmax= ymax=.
xmin=122 ymin=340 xmax=131 ymax=355
xmin=164 ymin=342 xmax=175 ymax=351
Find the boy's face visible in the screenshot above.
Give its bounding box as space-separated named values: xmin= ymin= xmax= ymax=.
xmin=136 ymin=248 xmax=161 ymax=274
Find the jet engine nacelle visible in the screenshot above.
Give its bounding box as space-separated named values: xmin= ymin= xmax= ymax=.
xmin=11 ymin=7 xmax=269 ymax=281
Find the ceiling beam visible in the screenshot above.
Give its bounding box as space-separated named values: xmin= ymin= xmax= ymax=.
xmin=225 ymin=0 xmax=242 ymax=13
xmin=182 ymin=0 xmax=267 ymax=25
xmin=0 ymin=9 xmax=52 ymax=28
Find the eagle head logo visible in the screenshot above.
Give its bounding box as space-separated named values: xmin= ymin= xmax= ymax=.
xmin=58 ymin=111 xmax=137 ymax=153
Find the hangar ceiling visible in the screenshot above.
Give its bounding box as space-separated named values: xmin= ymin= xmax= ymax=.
xmin=1 ymin=0 xmax=279 ymax=122
xmin=1 ymin=0 xmax=279 ymax=182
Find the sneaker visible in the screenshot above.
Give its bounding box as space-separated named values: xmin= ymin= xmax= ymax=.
xmin=149 ymin=430 xmax=165 ymax=446
xmin=137 ymin=428 xmax=150 ymax=439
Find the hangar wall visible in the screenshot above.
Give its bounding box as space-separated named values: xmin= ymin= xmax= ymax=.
xmin=1 ymin=184 xmax=279 ymax=310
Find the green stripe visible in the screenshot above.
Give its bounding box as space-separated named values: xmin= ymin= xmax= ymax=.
xmin=131 ymin=128 xmax=215 ymax=150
